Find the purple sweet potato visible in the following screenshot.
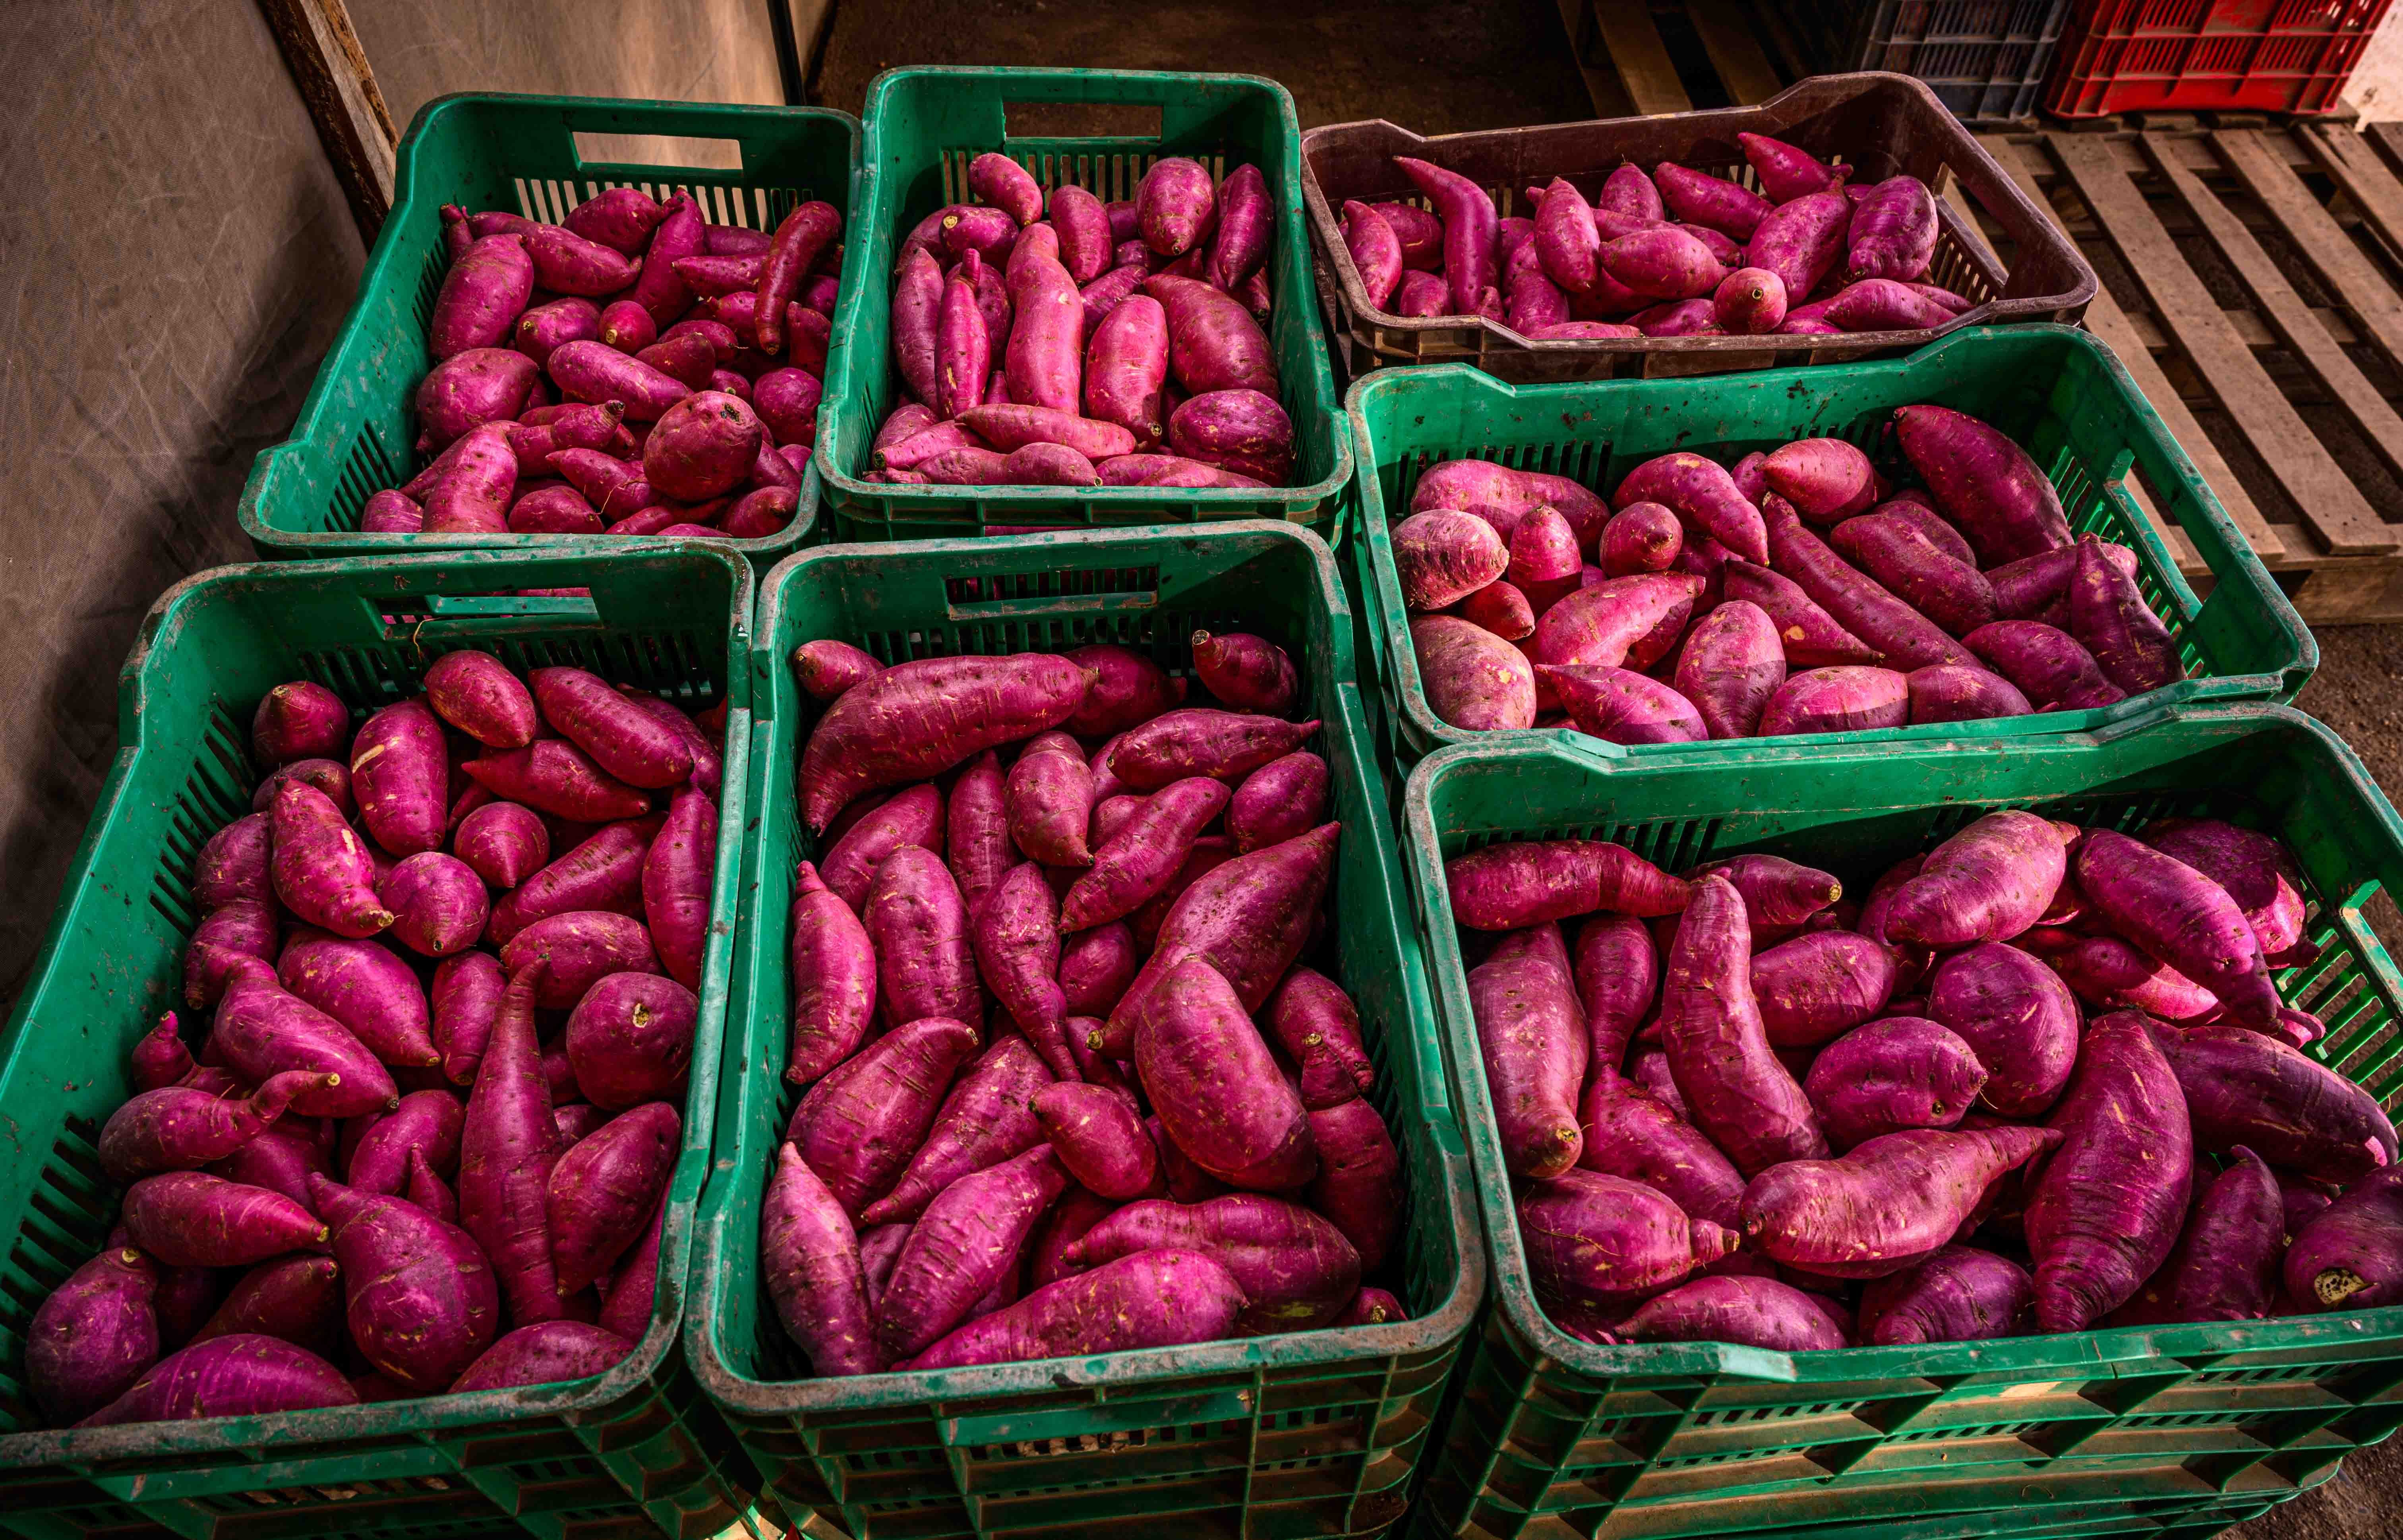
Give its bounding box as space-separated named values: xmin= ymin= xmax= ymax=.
xmin=1668 ymin=600 xmax=1785 ymax=739
xmin=1745 ymin=191 xmax=1851 ymax=306
xmin=132 ymin=1013 xmax=193 ymax=1092
xmin=969 ymin=863 xmax=1075 ymax=1080
xmin=1577 ymin=1070 xmax=1744 ymax=1226
xmin=348 ymin=698 xmax=447 ymax=857
xmin=1662 ymin=874 xmax=1826 ymax=1176
xmin=545 ymin=1101 xmax=677 ymax=1296
xmin=1764 ymin=439 xmax=1873 ymax=524
xmin=1655 ymin=164 xmax=1773 ymax=241
xmin=792 ymin=1015 xmax=981 ymax=1217
xmin=1187 ymin=636 xmax=1293 ymax=719
xmin=1602 ymin=503 xmax=1683 ymax=577
xmin=877 ymin=1145 xmax=1068 ymax=1360
xmin=1000 ymin=248 xmax=1087 ymax=416
xmin=799 ymin=654 xmax=1091 ymax=831
xmin=1886 ymin=811 xmax=2069 ymax=948
xmin=195 ymin=814 xmax=273 ymax=911
xmin=1907 ymin=664 xmax=2034 ymax=725
xmin=1757 ymin=666 xmax=1908 ymax=736
xmin=1414 ymin=458 xmax=1611 ymax=549
xmin=1109 ymin=708 xmax=1318 ymax=791
xmin=1035 ymin=1081 xmax=1156 ymax=1199
xmin=1067 ymin=1191 xmax=1357 ymax=1335
xmin=1206 ymin=162 xmax=1271 ymax=291
xmin=2140 ymin=816 xmax=2308 ymax=957
xmin=360 ymin=489 xmax=423 ymax=532
xmin=1261 ymin=965 xmax=1376 ymax=1112
xmin=1614 ymin=454 xmax=1769 ymax=566
xmin=865 ymin=845 xmax=979 ymax=1029
xmin=1803 ymin=1017 xmax=1986 ymax=1149
xmin=1468 ymin=924 xmax=1590 ymax=1180
xmin=1617 ymin=1274 xmax=1847 ymax=1350
xmin=1721 ymin=560 xmax=1881 ymax=668
xmin=2026 ymin=1012 xmax=2193 ymax=1331
xmin=1543 ymin=664 xmax=1707 ymax=745
xmin=1006 ymin=732 xmax=1096 ymax=867
xmin=2050 ymin=933 xmax=2221 ymax=1020
xmin=27 ymin=1246 xmax=160 ymax=1424
xmin=431 ymin=951 xmax=504 ymax=1089
xmin=1765 ymin=502 xmax=1970 ymax=671
xmin=1743 ymin=1123 xmax=2057 ymax=1277
xmin=1060 ymin=925 xmax=1140 ymax=1023
xmin=498 ymin=912 xmax=660 ymax=1007
xmin=377 ymin=853 xmax=489 ymax=958
xmin=1531 ymin=572 xmax=1705 ymax=671
xmin=460 ymin=963 xmax=564 ymax=1325
xmin=1393 ymin=510 xmax=1510 ymax=611
xmin=311 ymin=1175 xmax=499 ymax=1392
xmin=1831 ymin=514 xmax=1996 ymax=637
xmin=641 ymin=787 xmax=714 ymax=989
xmin=1739 ymin=132 xmax=1845 ymax=200
xmin=182 ymin=901 xmax=278 ymax=1012
xmin=1224 ymin=753 xmax=1329 ymax=861
xmin=1858 ymin=1245 xmax=2033 ymax=1345
xmin=1520 ymin=1167 xmax=1738 ymax=1315
xmin=1445 ymin=839 xmax=1689 ymax=931
xmin=1137 ymin=956 xmax=1318 ymax=1190
xmin=431 ymin=233 xmax=534 ymax=359
xmin=1342 ymin=199 xmax=1405 ymax=309
xmin=1412 ymin=614 xmax=1537 ymax=731
xmin=1146 ymin=274 xmax=1276 ymax=395
xmin=453 ymin=804 xmax=548 ymax=895
xmin=464 ymin=741 xmax=651 ymax=824
xmin=213 ymin=958 xmax=399 ymax=1116
xmin=121 ymin=1171 xmax=328 ymax=1268
xmin=447 ymin=1320 xmax=630 ymax=1393
xmin=903 ymin=1246 xmax=1245 ymax=1369
xmin=2153 ymin=1145 xmax=2286 ymax=1322
xmin=270 ymin=782 xmax=394 ymax=938
xmin=1893 ymin=405 xmax=2072 ymax=565
xmin=1393 ymin=155 xmax=1497 ymax=315
xmin=1062 ymin=777 xmax=1231 ymax=931
xmin=1598 ymin=224 xmax=1720 ymax=302
xmin=2070 ymin=535 xmax=2183 ymax=695
xmin=1137 ymin=157 xmax=1217 ymax=257
xmin=1751 ymin=931 xmax=1897 ymax=1048
xmin=75 ymin=1333 xmax=357 ymax=1426
xmin=531 ymin=668 xmax=694 ymax=791
xmin=1305 ymin=1097 xmax=1400 ymax=1271
xmin=1963 ymin=621 xmax=2124 ymax=712
xmin=2286 ymin=1163 xmax=2403 ymax=1310
xmin=786 ymin=643 xmax=883 ymax=711
xmin=760 ymin=1142 xmax=881 ymax=1374
xmin=557 ymin=973 xmax=693 ymax=1112
xmin=1845 ymin=175 xmax=1937 ymax=282
xmin=1988 ymin=540 xmax=2140 ymax=624
xmin=547 ymin=340 xmax=692 ymax=423
xmin=1924 ymin=942 xmax=2080 ymax=1117
xmin=421 ymin=652 xmax=537 ymax=753
xmin=2075 ymin=829 xmax=2277 ymax=1027
xmin=2147 ymin=1020 xmax=2395 ymax=1183
xmin=820 ymin=782 xmax=943 ymax=916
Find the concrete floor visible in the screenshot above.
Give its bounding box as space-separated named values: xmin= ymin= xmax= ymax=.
xmin=810 ymin=2 xmax=2403 ymax=1531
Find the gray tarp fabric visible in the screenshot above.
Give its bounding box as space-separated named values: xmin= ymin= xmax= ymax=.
xmin=0 ymin=0 xmax=782 ymax=1008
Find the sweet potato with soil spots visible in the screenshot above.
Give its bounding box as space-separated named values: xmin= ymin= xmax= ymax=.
xmin=2140 ymin=816 xmax=2308 ymax=957
xmin=186 ymin=899 xmax=277 ymax=1008
xmin=1065 ymin=645 xmax=1181 ymax=739
xmin=820 ymin=782 xmax=943 ymax=917
xmin=1757 ymin=666 xmax=1909 ymax=736
xmin=75 ymin=1333 xmax=358 ymax=1426
xmin=1858 ymin=1245 xmax=2033 ymax=1345
xmin=1062 ymin=777 xmax=1229 ymax=931
xmin=121 ymin=1172 xmax=329 ymax=1268
xmin=1894 ymin=405 xmax=2073 ymax=565
xmin=271 ymin=782 xmax=394 ymax=938
xmin=904 ymin=1246 xmax=1246 ymax=1370
xmin=1803 ymin=1017 xmax=1987 ymax=1150
xmin=1265 ymin=966 xmax=1377 ymax=1111
xmin=800 ymin=654 xmax=1091 ymax=832
xmin=1618 ymin=1274 xmax=1847 ymax=1350
xmin=1662 ymin=874 xmax=1826 ymax=1176
xmin=791 ymin=1016 xmax=981 ymax=1217
xmin=1136 ymin=957 xmax=1318 ymax=1190
xmin=2026 ymin=1012 xmax=2193 ymax=1331
xmin=1764 ymin=439 xmax=1873 ymax=523
xmin=1886 ymin=811 xmax=2068 ymax=949
xmin=2146 ymin=1019 xmax=2395 ymax=1183
xmin=1613 ymin=454 xmax=1769 ymax=565
xmin=312 ymin=1174 xmax=499 ymax=1391
xmin=1721 ymin=560 xmax=1881 ymax=668
xmin=1446 ymin=839 xmax=1690 ymax=931
xmin=968 ymin=864 xmax=1075 ymax=1080
xmin=277 ymin=931 xmax=441 ymax=1067
xmin=1068 ymin=1192 xmax=1358 ymax=1336
xmin=1925 ymin=942 xmax=2080 ymax=1118
xmin=1468 ymin=923 xmax=1589 ymax=1180
xmin=1748 ymin=931 xmax=1896 ymax=1049
xmin=345 ymin=1088 xmax=465 ymax=1196
xmin=213 ymin=958 xmax=398 ymax=1116
xmin=2050 ymin=933 xmax=2221 ymax=1020
xmin=2070 ymin=535 xmax=2183 ymax=695
xmin=460 ymin=963 xmax=563 ymax=1326
xmin=1532 ymin=573 xmax=1705 ymax=671
xmin=1521 ymin=1167 xmax=1738 ymax=1317
xmin=1577 ymin=1071 xmax=1744 ymax=1226
xmin=1413 ymin=614 xmax=1537 ymax=731
xmin=2075 ymin=828 xmax=2277 ymax=1027
xmin=1005 ymin=732 xmax=1095 ymax=867
xmin=1743 ymin=1122 xmax=2058 ymax=1278
xmin=349 ymin=702 xmax=447 ymax=857
xmin=1907 ymin=664 xmax=2033 ymax=725
xmin=1035 ymin=1082 xmax=1156 ymax=1200
xmin=1963 ymin=621 xmax=2124 ymax=712
xmin=878 ymin=1145 xmax=1068 ymax=1360
xmin=760 ymin=1143 xmax=881 ymax=1375
xmin=29 ymin=1247 xmax=160 ymax=1424
xmin=464 ymin=742 xmax=650 ymax=824
xmin=1765 ymin=502 xmax=1970 ymax=672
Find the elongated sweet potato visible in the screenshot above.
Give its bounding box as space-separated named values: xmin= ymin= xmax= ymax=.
xmin=1662 ymin=874 xmax=1825 ymax=1176
xmin=1757 ymin=666 xmax=1908 ymax=736
xmin=866 ymin=845 xmax=979 ymax=1029
xmin=2075 ymin=828 xmax=2277 ymax=1027
xmin=1063 ymin=777 xmax=1229 ymax=931
xmin=2069 ymin=535 xmax=2183 ymax=695
xmin=1264 ymin=965 xmax=1376 ymax=1111
xmin=1035 ymin=1081 xmax=1156 ymax=1199
xmin=2148 ymin=1020 xmax=2395 ymax=1182
xmin=1893 ymin=406 xmax=2072 ymax=565
xmin=1742 ymin=1123 xmax=2057 ymax=1277
xmin=346 ymin=1088 xmax=466 ymax=1196
xmin=1446 ymin=839 xmax=1690 ymax=931
xmin=1886 ymin=811 xmax=2068 ymax=948
xmin=1531 ymin=572 xmax=1704 ymax=671
xmin=2140 ymin=816 xmax=2308 ymax=958
xmin=1963 ymin=621 xmax=2123 ymax=712
xmin=464 ymin=741 xmax=651 ymax=824
xmin=184 ymin=902 xmax=276 ymax=1010
xmin=1612 ymin=454 xmax=1768 ymax=565
xmin=967 ymin=865 xmax=1074 ymax=1079
xmin=1669 ymin=600 xmax=1785 ymax=739
xmin=122 ymin=1171 xmax=328 ymax=1268
xmin=760 ymin=1144 xmax=880 ymax=1375
xmin=75 ymin=1333 xmax=358 ymax=1426
xmin=1137 ymin=957 xmax=1318 ymax=1190
xmin=799 ymin=654 xmax=1091 ymax=831
xmin=271 ymin=782 xmax=393 ymax=938
xmin=278 ymin=931 xmax=441 ymax=1067
xmin=311 ymin=1175 xmax=499 ymax=1391
xmin=2026 ymin=1012 xmax=2192 ymax=1330
xmin=1765 ymin=501 xmax=1968 ymax=671
xmin=792 ymin=1016 xmax=981 ymax=1217
xmin=213 ymin=958 xmax=399 ymax=1116
xmin=1004 ymin=732 xmax=1095 ymax=867
xmin=1577 ymin=1070 xmax=1744 ymax=1225
xmin=460 ymin=963 xmax=563 ymax=1326
xmin=1720 ymin=560 xmax=1881 ymax=668
xmin=1655 ymin=163 xmax=1772 ymax=240
xmin=1618 ymin=1273 xmax=1846 ymax=1350
xmin=1067 ymin=1192 xmax=1357 ymax=1335
xmin=1521 ymin=1168 xmax=1737 ymax=1313
xmin=1925 ymin=942 xmax=2080 ymax=1117
xmin=1542 ymin=664 xmax=1706 ymax=745
xmin=819 ymin=782 xmax=944 ymax=917
xmin=903 ymin=1246 xmax=1246 ymax=1369
xmin=433 ymin=952 xmax=504 ymax=1087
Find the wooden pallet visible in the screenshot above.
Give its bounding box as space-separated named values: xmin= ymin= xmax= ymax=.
xmin=1977 ymin=126 xmax=2403 ymax=623
xmin=1553 ymin=0 xmax=1791 ymax=114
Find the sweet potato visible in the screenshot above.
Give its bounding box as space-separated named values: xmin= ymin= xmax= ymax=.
xmin=1747 ymin=931 xmax=1896 ymax=1049
xmin=1137 ymin=957 xmax=1318 ymax=1190
xmin=1892 ymin=405 xmax=2072 ymax=565
xmin=2148 ymin=1020 xmax=2395 ymax=1183
xmin=2050 ymin=933 xmax=2219 ymax=1021
xmin=1745 ymin=190 xmax=1850 ymax=306
xmin=1962 ymin=621 xmax=2123 ymax=712
xmin=1685 ymin=854 xmax=1839 ymax=929
xmin=427 ymin=952 xmax=503 ymax=1089
xmin=1542 ymin=664 xmax=1706 ymax=745
xmin=431 ymin=233 xmax=534 ymax=359
xmin=1763 ymin=439 xmax=1872 ymax=524
xmin=1067 ymin=1191 xmax=1357 ymax=1335
xmin=181 ymin=899 xmax=277 ymax=1012
xmin=1662 ymin=874 xmax=1825 ymax=1176
xmin=864 ymin=845 xmax=979 ymax=1029
xmin=1613 ymin=454 xmax=1769 ymax=565
xmin=447 ymin=1320 xmax=631 ymax=1392
xmin=1618 ymin=1274 xmax=1846 ymax=1350
xmin=1923 ymin=942 xmax=2079 ymax=1117
xmin=486 ymin=819 xmax=649 ymax=948
xmin=1063 ymin=777 xmax=1229 ymax=931
xmin=598 ymin=1205 xmax=663 ymax=1342
xmin=132 ymin=1013 xmax=193 ymax=1092
xmin=1765 ymin=502 xmax=1969 ymax=671
xmin=1414 ymin=458 xmax=1610 ymax=549
xmin=1260 ymin=966 xmax=1376 ymax=1113
xmin=464 ymin=741 xmax=650 ymax=824
xmin=2153 ymin=1145 xmax=2285 ymax=1322
xmin=640 ymin=787 xmax=713 ymax=989
xmin=1844 ymin=174 xmax=1938 ymax=282
xmin=904 ymin=1246 xmax=1245 ymax=1370
xmin=1859 ymin=1245 xmax=2032 ymax=1345
xmin=1393 ymin=510 xmax=1510 ymax=611
xmin=1907 ymin=664 xmax=2033 ymax=725
xmin=877 ymin=1144 xmax=1067 ymax=1361
xmin=934 ymin=257 xmax=990 ymax=420
xmin=968 ymin=864 xmax=1076 ymax=1080
xmin=419 ymin=654 xmax=536 ymax=756
xmin=1342 ymin=199 xmax=1405 ymax=309
xmin=2140 ymin=816 xmax=2308 ymax=957
xmin=792 ymin=1015 xmax=980 ymax=1217
xmin=1660 ymin=600 xmax=1784 ymax=739
xmin=2286 ymin=1164 xmax=2403 ymax=1310
xmin=195 ymin=815 xmax=273 ymax=912
xmin=275 ymin=930 xmax=440 ymax=1068
xmin=1188 ymin=633 xmax=1296 ymax=722
xmin=1602 ymin=503 xmax=1683 ymax=578
xmin=1988 ymin=540 xmax=2140 ymax=625
xmin=2026 ymin=1012 xmax=2193 ymax=1330
xmin=1051 ymin=184 xmax=1112 ymax=282
xmin=799 ymin=654 xmax=1091 ymax=831
xmin=1468 ymin=924 xmax=1590 ymax=1180
xmin=1719 ymin=560 xmax=1880 ymax=668
xmin=1390 ymin=155 xmax=1496 ymax=314
xmin=1803 ymin=1017 xmax=1986 ymax=1149
xmin=1831 ymin=514 xmax=1996 ymax=638
xmin=1109 ymin=708 xmax=1317 ymax=791
xmin=1531 ymin=572 xmax=1704 ymax=671
xmin=1445 ymin=839 xmax=1689 ymax=931
xmin=1145 ymin=273 xmax=1275 ymax=395
xmin=1582 ymin=1067 xmax=1745 ymax=1242
xmin=1223 ymin=752 xmax=1329 ymax=862
xmin=819 ymin=782 xmax=943 ymax=917
xmin=547 ymin=339 xmax=692 ymax=423
xmin=1655 ymin=164 xmax=1772 ymax=241
xmin=1707 ymin=265 xmax=1786 ymax=334
xmin=308 ymin=1175 xmax=499 ymax=1391
xmin=1412 ymin=614 xmax=1537 ymax=731
xmin=1886 ymin=811 xmax=2068 ymax=948
xmin=2069 ymin=535 xmax=2182 ymax=695
xmin=2075 ymin=829 xmax=2277 ymax=1027
xmin=213 ymin=958 xmax=398 ymax=1116
xmin=269 ymin=782 xmax=393 ymax=938
xmin=1743 ymin=1122 xmax=2057 ymax=1278
xmin=545 ymin=1100 xmax=677 ymax=1297
xmin=75 ymin=1333 xmax=358 ymax=1426
xmin=1034 ymin=1081 xmax=1156 ymax=1199
xmin=377 ymin=852 xmax=488 ymax=958
xmin=1521 ymin=1167 xmax=1738 ymax=1318
xmin=1202 ymin=161 xmax=1270 ymax=291
xmin=498 ymin=912 xmax=659 ymax=1008
xmin=459 ymin=962 xmax=564 ymax=1325
xmin=1061 ymin=646 xmax=1177 ymax=741
xmin=1005 ymin=732 xmax=1095 ymax=867
xmin=1080 ymin=292 xmax=1171 ymax=444
xmin=29 ymin=1246 xmax=160 ymax=1424
xmin=760 ymin=1142 xmax=881 ymax=1376
xmin=1756 ymin=666 xmax=1908 ymax=736
xmin=1060 ymin=923 xmax=1139 ymax=1020
xmin=99 ymin=1070 xmax=325 ymax=1184
xmin=558 ymin=973 xmax=694 ymax=1114
xmin=1737 ymin=131 xmax=1844 ymax=200
xmin=121 ymin=1170 xmax=328 ymax=1268
xmin=1136 ymin=157 xmax=1216 ymax=257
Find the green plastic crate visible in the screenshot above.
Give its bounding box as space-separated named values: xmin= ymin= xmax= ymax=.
xmin=1346 ymin=328 xmax=2314 ymax=763
xmin=239 ymin=93 xmax=860 ymax=565
xmin=687 ymin=523 xmax=1478 ymax=1540
xmin=1401 ymin=704 xmax=2403 ymax=1540
xmin=817 ymin=68 xmax=1354 ymax=542
xmin=0 ymin=545 xmax=760 ymax=1540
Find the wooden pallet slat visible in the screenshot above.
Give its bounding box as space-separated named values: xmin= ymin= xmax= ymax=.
xmin=1976 ymin=133 xmax=2281 ymax=565
xmin=2277 ymin=126 xmax=2403 ymax=376
xmin=1685 ymin=0 xmax=1782 ymax=106
xmin=2051 ymin=134 xmax=2398 ymax=558
xmin=2144 ymin=135 xmax=2403 ymax=503
xmin=1592 ymin=3 xmax=1693 ymax=116
xmin=1554 ymin=0 xmax=1632 ymax=119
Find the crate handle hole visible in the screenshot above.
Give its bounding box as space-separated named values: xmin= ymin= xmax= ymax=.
xmin=1002 ymin=101 xmax=1163 ymax=143
xmin=573 ymin=133 xmax=745 ymax=173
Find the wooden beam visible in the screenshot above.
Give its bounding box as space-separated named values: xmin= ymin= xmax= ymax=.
xmin=1593 ymin=4 xmax=1693 ymax=116
xmin=1553 ymin=0 xmax=1634 ymax=118
xmin=255 ymin=0 xmax=395 ymax=240
xmin=1976 ymin=134 xmax=2284 ymax=563
xmin=1687 ymin=0 xmax=1783 ymax=105
xmin=2277 ymin=127 xmax=2403 ymax=374
xmin=2146 ymin=135 xmax=2403 ymax=505
xmin=2053 ymin=134 xmax=2394 ymax=557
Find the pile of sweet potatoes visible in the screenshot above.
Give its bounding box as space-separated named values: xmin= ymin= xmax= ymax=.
xmin=1395 ymin=403 xmax=2184 ymax=741
xmin=27 ymin=661 xmax=723 ymax=1427
xmin=762 ymin=633 xmax=1406 ymax=1374
xmin=1337 ymin=132 xmax=1969 ymax=339
xmin=388 ymin=188 xmax=841 ymax=538
xmin=1446 ymin=809 xmax=2400 ymax=1351
xmin=857 ymin=154 xmax=1298 ymax=490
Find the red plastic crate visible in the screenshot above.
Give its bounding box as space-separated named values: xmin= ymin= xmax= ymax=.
xmin=2047 ymin=0 xmax=2391 ymax=114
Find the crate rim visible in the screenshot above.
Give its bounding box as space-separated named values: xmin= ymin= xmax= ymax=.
xmin=690 ymin=517 xmax=1482 ymax=1420
xmin=1298 ymin=72 xmax=2098 ymax=369
xmin=1347 ymin=325 xmax=2317 ymax=760
xmin=0 ymin=537 xmax=756 ymax=1471
xmin=237 ymin=89 xmax=861 ymax=560
xmin=812 ymin=65 xmax=1357 ymax=532
xmin=1403 ymin=699 xmax=2403 ymax=1389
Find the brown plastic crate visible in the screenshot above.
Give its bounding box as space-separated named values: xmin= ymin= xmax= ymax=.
xmin=1299 ymin=72 xmax=2095 ymax=383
